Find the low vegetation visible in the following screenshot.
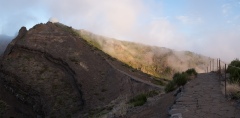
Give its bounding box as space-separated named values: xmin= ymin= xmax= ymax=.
xmin=226 ymin=59 xmax=240 ymax=99
xmin=128 ymin=90 xmax=159 ymax=107
xmin=225 ymin=82 xmax=240 ymax=100
xmin=227 ymin=59 xmax=240 ymax=83
xmin=185 ymin=68 xmax=198 ymax=76
xmin=77 ymin=30 xmax=210 ymax=80
xmin=129 ymin=94 xmax=147 ymax=107
xmin=165 ymin=68 xmax=197 ymax=93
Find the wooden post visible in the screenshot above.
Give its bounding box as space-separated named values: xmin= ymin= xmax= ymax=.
xmin=207 ymin=67 xmax=208 ymax=73
xmin=219 ymin=59 xmax=221 ymax=74
xmin=210 ymin=60 xmax=211 ymax=72
xmin=219 ymin=59 xmax=221 ymax=80
xmin=225 ymin=64 xmax=227 ymax=97
xmin=213 ymin=59 xmax=214 ymax=71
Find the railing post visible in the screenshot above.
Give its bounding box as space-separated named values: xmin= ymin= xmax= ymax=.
xmin=219 ymin=59 xmax=221 ymax=74
xmin=225 ymin=64 xmax=227 ymax=97
xmin=213 ymin=59 xmax=214 ymax=71
xmin=210 ymin=60 xmax=211 ymax=72
xmin=219 ymin=59 xmax=221 ymax=80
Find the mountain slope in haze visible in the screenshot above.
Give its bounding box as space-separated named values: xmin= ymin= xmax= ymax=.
xmin=0 ymin=35 xmax=12 ymax=55
xmin=0 ymin=22 xmax=161 ymax=117
xmin=78 ymin=30 xmax=211 ymax=79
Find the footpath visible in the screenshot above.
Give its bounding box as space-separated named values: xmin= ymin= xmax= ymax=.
xmin=169 ymin=73 xmax=240 ymax=118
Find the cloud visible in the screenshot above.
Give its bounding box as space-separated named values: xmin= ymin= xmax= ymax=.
xmin=45 ymin=0 xmax=146 ymax=39
xmin=1 ymin=0 xmax=240 ymax=63
xmin=142 ymin=19 xmax=189 ymax=50
xmin=222 ymin=4 xmax=231 ymax=16
xmin=49 ymin=17 xmax=59 ymax=23
xmin=176 ymin=16 xmax=203 ymax=24
xmin=0 ymin=0 xmax=49 ymax=36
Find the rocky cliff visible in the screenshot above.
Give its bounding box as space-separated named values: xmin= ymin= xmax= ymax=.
xmin=0 ymin=22 xmax=160 ymax=117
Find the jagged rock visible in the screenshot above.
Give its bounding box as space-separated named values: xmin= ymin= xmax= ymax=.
xmin=0 ymin=22 xmax=160 ymax=117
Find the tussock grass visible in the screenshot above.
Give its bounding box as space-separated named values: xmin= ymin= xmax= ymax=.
xmin=224 ymin=82 xmax=240 ymax=99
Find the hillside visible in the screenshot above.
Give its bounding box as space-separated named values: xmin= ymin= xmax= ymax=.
xmin=0 ymin=22 xmax=162 ymax=117
xmin=78 ymin=30 xmax=211 ymax=79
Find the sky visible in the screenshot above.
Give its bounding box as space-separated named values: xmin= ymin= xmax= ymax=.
xmin=0 ymin=0 xmax=240 ymax=62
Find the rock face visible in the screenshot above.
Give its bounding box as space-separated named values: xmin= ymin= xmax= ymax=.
xmin=0 ymin=22 xmax=159 ymax=117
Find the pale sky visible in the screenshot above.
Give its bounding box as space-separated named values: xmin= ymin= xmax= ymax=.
xmin=0 ymin=0 xmax=240 ymax=62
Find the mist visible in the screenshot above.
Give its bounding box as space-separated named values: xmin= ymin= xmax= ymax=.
xmin=1 ymin=0 xmax=240 ymax=62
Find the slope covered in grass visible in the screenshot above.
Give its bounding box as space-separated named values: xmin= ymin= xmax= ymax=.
xmin=78 ymin=30 xmax=211 ymax=79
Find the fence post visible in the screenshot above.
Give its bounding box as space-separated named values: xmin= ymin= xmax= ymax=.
xmin=225 ymin=64 xmax=227 ymax=97
xmin=213 ymin=59 xmax=214 ymax=71
xmin=207 ymin=67 xmax=208 ymax=73
xmin=219 ymin=59 xmax=221 ymax=80
xmin=219 ymin=59 xmax=221 ymax=74
xmin=210 ymin=60 xmax=211 ymax=72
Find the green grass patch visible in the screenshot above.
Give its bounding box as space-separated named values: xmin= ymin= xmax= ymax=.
xmin=227 ymin=59 xmax=240 ymax=83
xmin=164 ymin=81 xmax=176 ymax=93
xmin=173 ymin=72 xmax=187 ymax=86
xmin=185 ymin=68 xmax=197 ymax=76
xmin=165 ymin=68 xmax=198 ymax=93
xmin=129 ymin=93 xmax=147 ymax=107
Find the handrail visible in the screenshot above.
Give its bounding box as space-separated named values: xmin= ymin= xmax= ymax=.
xmin=206 ymin=58 xmax=240 ymax=98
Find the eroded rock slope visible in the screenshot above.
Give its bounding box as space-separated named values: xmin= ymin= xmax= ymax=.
xmin=0 ymin=22 xmax=160 ymax=117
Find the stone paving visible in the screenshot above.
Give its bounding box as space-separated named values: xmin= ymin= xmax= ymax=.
xmin=169 ymin=73 xmax=240 ymax=118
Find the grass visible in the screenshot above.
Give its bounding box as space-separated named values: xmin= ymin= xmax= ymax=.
xmin=173 ymin=73 xmax=187 ymax=86
xmin=129 ymin=93 xmax=147 ymax=107
xmin=227 ymin=59 xmax=240 ymax=83
xmin=224 ymin=82 xmax=240 ymax=99
xmin=165 ymin=68 xmax=197 ymax=93
xmin=185 ymin=68 xmax=198 ymax=76
xmin=164 ymin=81 xmax=176 ymax=93
xmin=128 ymin=91 xmax=159 ymax=107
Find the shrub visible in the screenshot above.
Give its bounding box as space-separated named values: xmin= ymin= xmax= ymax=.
xmin=165 ymin=81 xmax=176 ymax=93
xmin=185 ymin=68 xmax=197 ymax=76
xmin=227 ymin=59 xmax=240 ymax=83
xmin=129 ymin=94 xmax=147 ymax=107
xmin=173 ymin=72 xmax=187 ymax=86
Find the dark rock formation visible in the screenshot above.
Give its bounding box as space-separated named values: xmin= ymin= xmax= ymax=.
xmin=0 ymin=22 xmax=160 ymax=117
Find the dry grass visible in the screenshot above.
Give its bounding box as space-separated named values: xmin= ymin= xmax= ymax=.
xmin=223 ymin=82 xmax=240 ymax=97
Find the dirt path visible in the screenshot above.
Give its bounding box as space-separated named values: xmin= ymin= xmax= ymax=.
xmin=169 ymin=73 xmax=240 ymax=118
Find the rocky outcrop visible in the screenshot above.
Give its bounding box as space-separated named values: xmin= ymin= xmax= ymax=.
xmin=0 ymin=22 xmax=161 ymax=117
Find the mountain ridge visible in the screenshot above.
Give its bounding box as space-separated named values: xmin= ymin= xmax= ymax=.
xmin=77 ymin=29 xmax=211 ymax=79
xmin=0 ymin=22 xmax=161 ymax=117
